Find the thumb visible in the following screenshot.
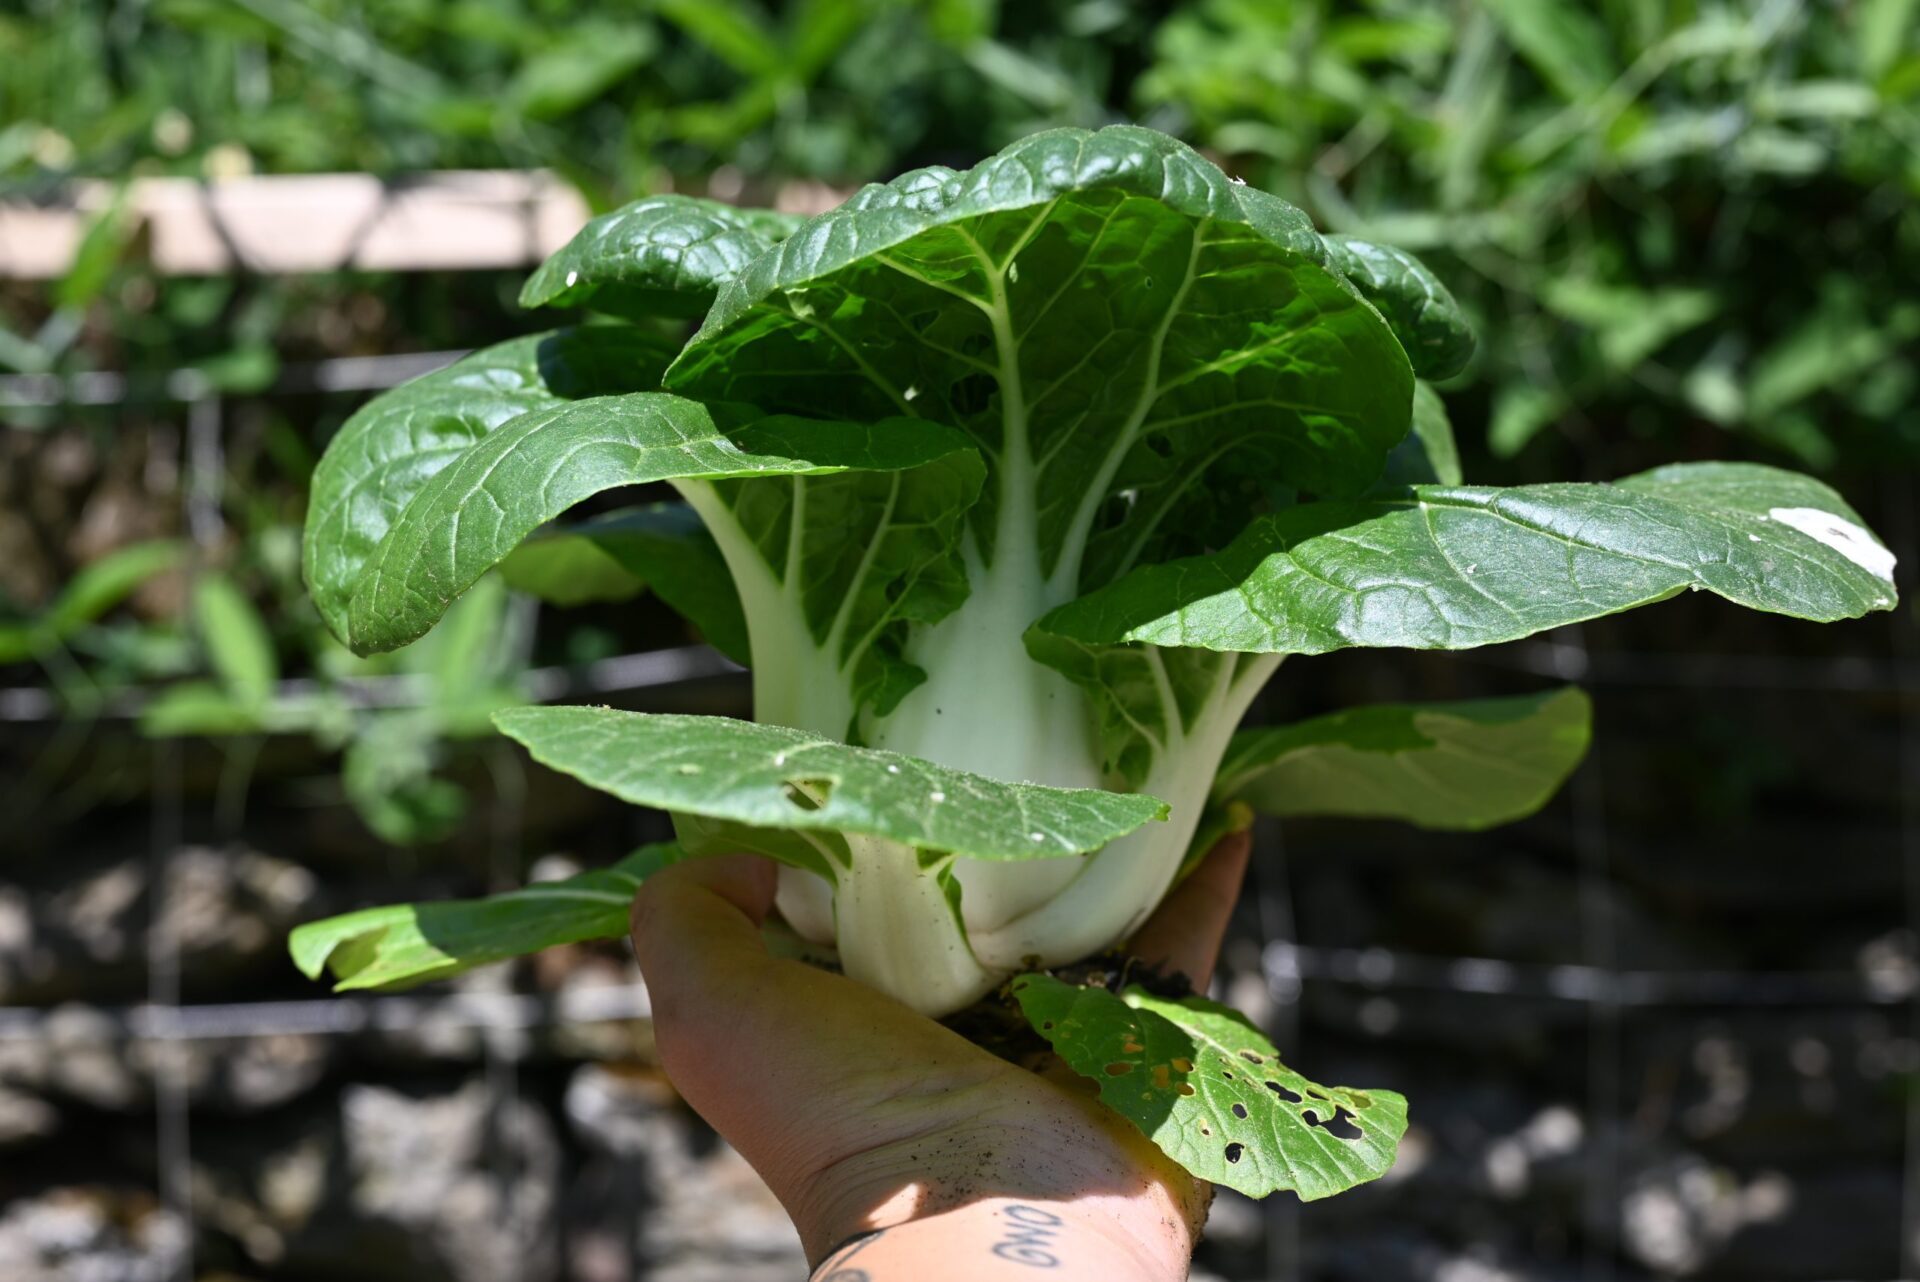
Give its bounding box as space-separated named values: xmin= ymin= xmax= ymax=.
xmin=629 ymin=853 xmax=780 ymax=1028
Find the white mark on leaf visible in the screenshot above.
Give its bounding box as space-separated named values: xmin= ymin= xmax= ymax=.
xmin=1766 ymin=507 xmax=1897 ymax=581
xmin=904 ymin=385 xmax=919 ymax=402
xmin=564 ymin=270 xmax=579 ymax=287
xmin=929 ymin=791 xmax=946 ymax=803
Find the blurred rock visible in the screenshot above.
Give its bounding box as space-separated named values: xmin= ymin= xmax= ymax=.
xmin=1619 ymin=1154 xmax=1785 ymax=1275
xmin=0 ymin=1083 xmax=58 ymax=1147
xmin=0 ymin=845 xmax=317 ymax=1005
xmin=0 ymin=1007 xmax=328 ymax=1113
xmin=194 ymin=1078 xmax=561 ymax=1282
xmin=0 ymin=1187 xmax=191 ymax=1282
xmin=562 ymin=1063 xmax=804 ymax=1282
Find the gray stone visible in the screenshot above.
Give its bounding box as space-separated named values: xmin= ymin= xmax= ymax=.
xmin=562 ymin=1063 xmax=805 ymax=1282
xmin=192 ymin=1078 xmax=562 ymax=1282
xmin=0 ymin=1187 xmax=191 ymax=1282
xmin=0 ymin=845 xmax=317 ymax=1005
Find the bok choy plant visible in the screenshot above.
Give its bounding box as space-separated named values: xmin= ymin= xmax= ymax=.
xmin=291 ymin=126 xmax=1897 ymax=1199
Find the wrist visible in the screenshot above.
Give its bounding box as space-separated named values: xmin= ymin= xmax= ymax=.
xmin=787 ymin=1075 xmax=1204 ymax=1277
xmin=810 ymin=1196 xmax=1190 ymax=1282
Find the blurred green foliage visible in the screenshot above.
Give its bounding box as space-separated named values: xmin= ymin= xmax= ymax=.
xmin=1140 ymin=0 xmax=1920 ymax=471
xmin=0 ymin=0 xmax=1166 ymax=199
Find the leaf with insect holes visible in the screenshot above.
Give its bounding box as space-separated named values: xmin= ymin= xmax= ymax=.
xmin=1013 ymin=974 xmax=1407 ymax=1200
xmin=494 ymin=707 xmax=1167 ymax=865
xmin=289 ymin=845 xmax=681 ymax=991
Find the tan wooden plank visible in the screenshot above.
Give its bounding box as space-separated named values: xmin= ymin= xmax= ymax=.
xmin=0 ymin=170 xmax=592 ymax=279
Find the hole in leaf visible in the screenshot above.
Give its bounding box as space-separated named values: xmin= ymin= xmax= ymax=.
xmin=1104 ymin=1063 xmax=1133 ymax=1077
xmin=1177 ymin=1083 xmax=1195 ymax=1096
xmin=782 ymin=778 xmax=833 ymax=810
xmin=1304 ymin=1086 xmax=1330 ymax=1101
xmin=949 ymin=372 xmax=996 ymax=415
xmin=1200 ymin=1125 xmax=1211 ymax=1135
xmin=909 ymin=309 xmax=938 ymax=331
xmin=1041 ymin=1021 xmax=1053 ymax=1030
xmin=1221 ymin=1071 xmax=1234 ymax=1080
xmin=1151 ymin=1065 xmax=1172 ymax=1090
xmin=674 ymin=763 xmax=703 ymax=775
xmin=1122 ymin=1039 xmax=1145 ymax=1053
xmin=1224 ymin=1142 xmax=1244 ymax=1164
xmin=1238 ymin=1050 xmax=1265 ymax=1065
xmin=1231 ymin=1103 xmax=1248 ymax=1119
xmin=1145 ymin=434 xmax=1172 ymax=459
xmin=1304 ymin=1106 xmax=1365 ymax=1141
xmin=1171 ymin=1058 xmax=1193 ymax=1073
xmin=1264 ymin=1080 xmax=1302 ymax=1103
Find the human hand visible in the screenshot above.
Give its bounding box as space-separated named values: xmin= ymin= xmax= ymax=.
xmin=628 ymin=830 xmax=1253 ymax=1281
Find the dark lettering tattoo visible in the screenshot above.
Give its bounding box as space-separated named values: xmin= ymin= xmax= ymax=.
xmin=990 ymin=1203 xmax=1063 ymax=1268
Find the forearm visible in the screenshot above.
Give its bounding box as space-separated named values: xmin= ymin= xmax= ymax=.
xmin=809 ymin=1198 xmax=1189 ymax=1282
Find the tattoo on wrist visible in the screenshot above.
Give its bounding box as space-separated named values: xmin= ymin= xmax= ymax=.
xmin=990 ymin=1204 xmax=1064 ymax=1268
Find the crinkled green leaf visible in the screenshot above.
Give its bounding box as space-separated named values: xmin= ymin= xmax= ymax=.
xmin=669 ymin=124 xmax=1414 ymax=587
xmin=345 ymin=401 xmax=974 ymax=653
xmin=1323 ymin=237 xmax=1475 ymax=380
xmin=494 ymin=706 xmax=1167 ymax=863
xmin=1037 ymin=462 xmax=1898 ymax=655
xmin=1014 ymin=975 xmax=1407 ymax=1200
xmin=1215 ymin=687 xmax=1591 ymax=829
xmin=520 ymin=194 xmax=805 ymax=319
xmin=304 ymin=327 xmax=676 ymax=644
xmin=501 ymin=504 xmax=751 ymax=663
xmin=289 ymin=845 xmax=679 ymax=991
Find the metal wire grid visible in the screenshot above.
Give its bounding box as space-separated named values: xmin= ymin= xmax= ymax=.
xmin=3 ymin=358 xmax=1915 ymax=1282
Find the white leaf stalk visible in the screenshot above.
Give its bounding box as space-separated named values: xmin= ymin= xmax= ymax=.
xmin=669 ymin=222 xmax=1293 ymax=1015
